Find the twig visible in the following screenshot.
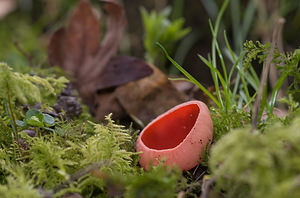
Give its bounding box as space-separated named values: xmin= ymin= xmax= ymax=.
xmin=13 ymin=39 xmax=34 ymax=67
xmin=176 ymin=191 xmax=185 ymax=198
xmin=250 ymin=18 xmax=285 ymax=133
xmin=201 ymin=177 xmax=216 ymax=198
xmin=53 ymin=160 xmax=110 ymax=193
xmin=269 ymin=18 xmax=287 ymax=108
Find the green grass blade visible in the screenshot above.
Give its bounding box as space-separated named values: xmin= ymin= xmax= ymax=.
xmin=157 ymin=42 xmax=221 ymax=108
xmin=3 ymin=98 xmax=17 ymax=137
xmin=230 ymin=0 xmax=241 ymax=52
xmin=228 ymin=53 xmax=244 ymax=84
xmin=258 ymin=84 xmax=268 ymax=122
xmin=249 ymin=65 xmax=260 ymax=86
xmin=198 ymin=54 xmax=231 ymax=110
xmin=244 ymin=72 xmax=259 ymax=90
xmin=238 ymin=69 xmax=253 ymax=111
xmin=232 ymin=75 xmax=241 ymax=103
xmin=267 ymin=73 xmax=288 ymax=114
xmin=241 ymin=0 xmax=256 ymax=43
xmin=168 ymin=77 xmax=192 ymax=82
xmin=209 ymin=20 xmax=223 ymax=110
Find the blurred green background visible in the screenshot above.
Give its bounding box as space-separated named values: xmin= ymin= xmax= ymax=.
xmin=0 ymin=0 xmax=299 ymax=86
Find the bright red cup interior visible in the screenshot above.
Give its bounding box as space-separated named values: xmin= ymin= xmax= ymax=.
xmin=141 ymin=104 xmax=200 ymax=150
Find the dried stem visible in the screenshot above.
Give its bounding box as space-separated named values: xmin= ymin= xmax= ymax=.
xmin=250 ymin=18 xmax=285 ymax=133
xmin=53 ymin=160 xmax=110 ymax=193
xmin=201 ymin=177 xmax=216 ymax=198
xmin=13 ymin=39 xmax=34 ymax=67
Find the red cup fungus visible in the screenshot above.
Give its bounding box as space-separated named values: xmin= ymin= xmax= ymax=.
xmin=136 ymin=100 xmax=213 ymax=171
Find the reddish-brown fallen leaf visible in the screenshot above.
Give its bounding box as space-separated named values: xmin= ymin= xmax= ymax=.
xmin=93 ymin=88 xmax=126 ymax=121
xmin=48 ymin=0 xmax=187 ymax=123
xmin=48 ymin=28 xmax=66 ymax=69
xmin=64 ymin=0 xmax=100 ymax=75
xmin=48 ymin=0 xmax=152 ymax=111
xmin=96 ymin=56 xmax=153 ymax=90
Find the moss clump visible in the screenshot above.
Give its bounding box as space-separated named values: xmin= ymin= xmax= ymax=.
xmin=125 ymin=165 xmax=181 ymax=198
xmin=209 ymin=114 xmax=300 ymax=198
xmin=0 ymin=62 xmax=68 ymax=105
xmin=210 ymin=107 xmax=251 ymax=141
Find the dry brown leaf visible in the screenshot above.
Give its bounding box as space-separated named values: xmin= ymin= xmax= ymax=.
xmin=48 ymin=0 xmax=186 ymax=122
xmin=115 ymin=64 xmax=188 ymax=124
xmin=48 ymin=28 xmax=66 ymax=68
xmin=48 ymin=0 xmax=153 ymax=113
xmin=96 ymin=55 xmax=153 ymax=90
xmin=64 ymin=0 xmax=100 ymax=74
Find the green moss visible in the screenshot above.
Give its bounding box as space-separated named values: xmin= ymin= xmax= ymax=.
xmin=26 ymin=136 xmax=74 ymax=189
xmin=209 ymin=114 xmax=300 ymax=198
xmin=0 ymin=62 xmax=68 ymax=105
xmin=210 ymin=106 xmax=251 ymax=141
xmin=125 ymin=166 xmax=181 ymax=198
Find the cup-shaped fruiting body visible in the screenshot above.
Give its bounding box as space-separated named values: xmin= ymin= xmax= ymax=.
xmin=136 ymin=100 xmax=213 ymax=171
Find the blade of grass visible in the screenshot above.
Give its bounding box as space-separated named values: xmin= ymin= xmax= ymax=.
xmin=232 ymin=75 xmax=241 ymax=103
xmin=238 ymin=68 xmax=253 ymax=111
xmin=209 ymin=21 xmax=228 ymax=84
xmin=209 ymin=20 xmax=224 ymax=111
xmin=251 ymin=18 xmax=285 ymax=132
xmin=241 ymin=0 xmax=256 ymax=44
xmin=230 ymin=0 xmax=241 ymax=52
xmin=168 ymin=77 xmax=192 ymax=82
xmin=3 ymin=98 xmax=17 ymax=137
xmin=157 ymin=42 xmax=221 ymax=108
xmin=267 ymin=73 xmax=288 ymax=114
xmin=244 ymin=72 xmax=259 ymax=90
xmin=249 ymin=65 xmax=260 ymax=86
xmin=224 ymin=30 xmax=253 ymax=110
xmin=198 ymin=54 xmax=231 ymax=111
xmin=209 ymin=0 xmax=230 ymax=111
xmin=243 ymin=92 xmax=257 ymax=110
xmin=200 ymin=0 xmax=219 ymax=21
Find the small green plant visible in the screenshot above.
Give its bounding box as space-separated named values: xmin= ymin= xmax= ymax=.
xmin=0 ymin=62 xmax=67 ymax=152
xmin=0 ymin=164 xmax=41 ymax=198
xmin=244 ymin=41 xmax=300 ymax=120
xmin=158 ymin=0 xmax=259 ymax=115
xmin=141 ymin=6 xmax=190 ymax=73
xmin=125 ymin=165 xmax=181 ymax=198
xmin=159 ymin=0 xmax=299 ymax=136
xmin=16 ymin=109 xmax=55 ymax=130
xmin=26 ymin=136 xmax=74 ymax=189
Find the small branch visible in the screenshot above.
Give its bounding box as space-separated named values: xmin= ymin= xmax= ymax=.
xmin=176 ymin=191 xmax=185 ymax=198
xmin=269 ymin=18 xmax=287 ymax=110
xmin=250 ymin=18 xmax=285 ymax=133
xmin=53 ymin=160 xmax=110 ymax=194
xmin=201 ymin=177 xmax=216 ymax=198
xmin=13 ymin=39 xmax=34 ymax=67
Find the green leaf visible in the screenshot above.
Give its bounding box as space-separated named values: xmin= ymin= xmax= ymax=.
xmin=16 ymin=120 xmax=26 ymax=127
xmin=27 ymin=116 xmax=44 ymax=127
xmin=43 ymin=114 xmax=55 ymax=126
xmin=42 ymin=127 xmax=55 ymax=132
xmin=26 ymin=109 xmax=42 ymax=120
xmin=157 ymin=42 xmax=221 ymax=108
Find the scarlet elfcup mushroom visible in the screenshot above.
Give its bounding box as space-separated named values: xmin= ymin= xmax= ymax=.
xmin=136 ymin=100 xmax=213 ymax=171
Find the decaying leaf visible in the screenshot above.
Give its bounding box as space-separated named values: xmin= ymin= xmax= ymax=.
xmin=48 ymin=0 xmax=188 ymax=122
xmin=115 ymin=64 xmax=188 ymax=124
xmin=96 ymin=56 xmax=153 ymax=90
xmin=48 ymin=0 xmax=152 ymax=107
